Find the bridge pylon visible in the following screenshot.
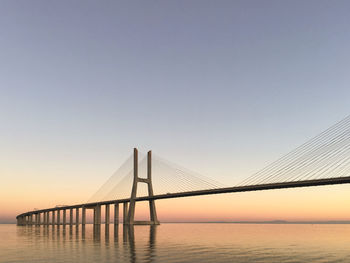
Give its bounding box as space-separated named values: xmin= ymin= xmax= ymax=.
xmin=125 ymin=148 xmax=160 ymax=225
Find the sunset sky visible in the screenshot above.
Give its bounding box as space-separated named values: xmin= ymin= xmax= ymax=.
xmin=1 ymin=0 xmax=350 ymax=223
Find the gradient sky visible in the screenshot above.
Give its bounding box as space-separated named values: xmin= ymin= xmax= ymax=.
xmin=1 ymin=0 xmax=350 ymax=223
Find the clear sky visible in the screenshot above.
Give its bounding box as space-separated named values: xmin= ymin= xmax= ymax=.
xmin=1 ymin=0 xmax=349 ymax=223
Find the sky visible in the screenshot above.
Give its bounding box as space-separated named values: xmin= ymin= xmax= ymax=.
xmin=0 ymin=0 xmax=349 ymax=223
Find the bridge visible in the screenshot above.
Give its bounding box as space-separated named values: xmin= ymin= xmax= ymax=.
xmin=16 ymin=115 xmax=350 ymax=226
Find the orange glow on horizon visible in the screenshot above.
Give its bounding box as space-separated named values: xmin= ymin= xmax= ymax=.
xmin=3 ymin=181 xmax=350 ymax=223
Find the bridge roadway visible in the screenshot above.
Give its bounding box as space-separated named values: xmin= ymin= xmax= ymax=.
xmin=16 ymin=176 xmax=350 ymax=225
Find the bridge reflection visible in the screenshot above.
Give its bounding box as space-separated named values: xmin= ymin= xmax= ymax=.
xmin=20 ymin=224 xmax=158 ymax=263
xmin=91 ymin=224 xmax=157 ymax=262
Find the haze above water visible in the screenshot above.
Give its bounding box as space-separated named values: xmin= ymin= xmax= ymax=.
xmin=1 ymin=223 xmax=350 ymax=263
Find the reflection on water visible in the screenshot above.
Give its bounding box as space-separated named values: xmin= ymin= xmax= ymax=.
xmin=1 ymin=223 xmax=350 ymax=262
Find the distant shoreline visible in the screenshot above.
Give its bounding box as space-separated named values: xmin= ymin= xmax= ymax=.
xmin=162 ymin=221 xmax=350 ymax=224
xmin=3 ymin=221 xmax=350 ymax=225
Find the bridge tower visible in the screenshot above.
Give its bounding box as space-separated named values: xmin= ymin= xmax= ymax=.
xmin=125 ymin=148 xmax=160 ymax=225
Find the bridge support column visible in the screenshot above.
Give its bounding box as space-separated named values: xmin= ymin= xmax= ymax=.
xmin=114 ymin=203 xmax=119 ymax=225
xmin=82 ymin=207 xmax=86 ymax=225
xmin=97 ymin=205 xmax=101 ymax=224
xmin=38 ymin=213 xmax=41 ymax=225
xmin=30 ymin=214 xmax=33 ymax=225
xmin=52 ymin=211 xmax=55 ymax=225
xmin=123 ymin=203 xmax=128 ymax=224
xmin=105 ymin=204 xmax=110 ymax=224
xmin=75 ymin=208 xmax=79 ymax=226
xmin=63 ymin=210 xmax=66 ymax=226
xmin=94 ymin=205 xmax=101 ymax=225
xmin=126 ymin=149 xmax=159 ymax=225
xmin=57 ymin=210 xmax=60 ymax=225
xmin=69 ymin=209 xmax=73 ymax=226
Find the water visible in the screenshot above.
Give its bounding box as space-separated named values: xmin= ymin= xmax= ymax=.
xmin=1 ymin=223 xmax=350 ymax=263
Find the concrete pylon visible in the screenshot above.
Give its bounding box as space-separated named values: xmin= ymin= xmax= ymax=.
xmin=125 ymin=148 xmax=159 ymax=225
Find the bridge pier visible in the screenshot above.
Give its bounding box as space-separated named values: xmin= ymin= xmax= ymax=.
xmin=63 ymin=209 xmax=66 ymax=225
xmin=16 ymin=216 xmax=23 ymax=226
xmin=123 ymin=202 xmax=128 ymax=224
xmin=57 ymin=210 xmax=60 ymax=225
xmin=94 ymin=205 xmax=101 ymax=225
xmin=76 ymin=208 xmax=79 ymax=226
xmin=70 ymin=208 xmax=73 ymax=226
xmin=82 ymin=207 xmax=86 ymax=225
xmin=114 ymin=203 xmax=119 ymax=225
xmin=52 ymin=210 xmax=55 ymax=225
xmin=105 ymin=204 xmax=110 ymax=224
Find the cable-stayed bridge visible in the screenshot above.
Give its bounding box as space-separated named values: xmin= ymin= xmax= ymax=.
xmin=16 ymin=115 xmax=350 ymax=226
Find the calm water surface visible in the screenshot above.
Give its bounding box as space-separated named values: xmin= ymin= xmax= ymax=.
xmin=1 ymin=223 xmax=350 ymax=263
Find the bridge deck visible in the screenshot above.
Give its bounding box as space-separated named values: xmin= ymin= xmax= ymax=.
xmin=16 ymin=176 xmax=350 ymax=218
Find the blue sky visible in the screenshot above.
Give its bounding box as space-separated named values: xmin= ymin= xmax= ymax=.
xmin=0 ymin=1 xmax=349 ymax=222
